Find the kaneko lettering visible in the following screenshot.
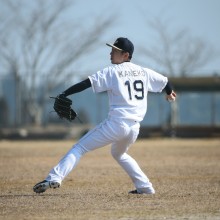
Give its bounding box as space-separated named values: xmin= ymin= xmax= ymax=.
xmin=118 ymin=70 xmax=146 ymax=77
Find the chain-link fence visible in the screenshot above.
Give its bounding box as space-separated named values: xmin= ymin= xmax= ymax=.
xmin=1 ymin=74 xmax=220 ymax=138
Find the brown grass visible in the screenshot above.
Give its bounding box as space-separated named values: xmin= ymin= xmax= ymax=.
xmin=0 ymin=138 xmax=220 ymax=220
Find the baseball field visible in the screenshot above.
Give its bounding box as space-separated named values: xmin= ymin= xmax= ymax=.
xmin=0 ymin=138 xmax=219 ymax=220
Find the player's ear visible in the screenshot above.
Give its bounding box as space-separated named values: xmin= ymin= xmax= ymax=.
xmin=123 ymin=51 xmax=130 ymax=60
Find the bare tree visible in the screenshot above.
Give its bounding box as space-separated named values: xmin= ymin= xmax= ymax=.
xmin=141 ymin=18 xmax=215 ymax=76
xmin=0 ymin=0 xmax=115 ymax=125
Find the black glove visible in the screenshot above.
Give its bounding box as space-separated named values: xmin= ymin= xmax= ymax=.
xmin=51 ymin=94 xmax=77 ymax=121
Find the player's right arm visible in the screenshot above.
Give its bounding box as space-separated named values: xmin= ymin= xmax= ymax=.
xmin=146 ymin=67 xmax=176 ymax=101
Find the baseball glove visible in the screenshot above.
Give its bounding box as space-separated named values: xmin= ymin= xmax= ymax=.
xmin=50 ymin=94 xmax=77 ymax=121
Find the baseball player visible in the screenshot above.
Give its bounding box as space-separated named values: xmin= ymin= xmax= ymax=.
xmin=33 ymin=37 xmax=176 ymax=194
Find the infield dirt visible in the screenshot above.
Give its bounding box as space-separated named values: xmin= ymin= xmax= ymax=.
xmin=0 ymin=138 xmax=220 ymax=220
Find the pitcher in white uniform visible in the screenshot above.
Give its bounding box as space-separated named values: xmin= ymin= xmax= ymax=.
xmin=33 ymin=37 xmax=176 ymax=194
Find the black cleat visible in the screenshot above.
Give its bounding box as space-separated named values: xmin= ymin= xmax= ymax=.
xmin=129 ymin=189 xmax=141 ymax=194
xmin=129 ymin=187 xmax=155 ymax=195
xmin=33 ymin=180 xmax=60 ymax=193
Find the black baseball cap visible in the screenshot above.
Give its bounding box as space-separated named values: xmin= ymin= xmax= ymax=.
xmin=106 ymin=37 xmax=134 ymax=58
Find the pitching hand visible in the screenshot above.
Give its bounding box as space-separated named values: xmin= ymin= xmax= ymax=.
xmin=166 ymin=91 xmax=176 ymax=102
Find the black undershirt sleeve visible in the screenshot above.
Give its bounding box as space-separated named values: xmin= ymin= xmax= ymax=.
xmin=62 ymin=78 xmax=91 ymax=97
xmin=164 ymin=81 xmax=173 ymax=95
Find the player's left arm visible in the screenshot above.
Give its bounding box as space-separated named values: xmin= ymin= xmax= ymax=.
xmin=164 ymin=81 xmax=176 ymax=102
xmin=61 ymin=78 xmax=91 ymax=97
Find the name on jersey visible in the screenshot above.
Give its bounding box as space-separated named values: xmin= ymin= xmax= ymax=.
xmin=118 ymin=70 xmax=146 ymax=77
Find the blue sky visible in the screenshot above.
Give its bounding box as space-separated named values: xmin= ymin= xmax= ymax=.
xmin=1 ymin=0 xmax=219 ymax=79
xmin=72 ymin=0 xmax=220 ymax=76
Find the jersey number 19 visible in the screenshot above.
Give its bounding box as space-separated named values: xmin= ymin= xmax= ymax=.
xmin=125 ymin=80 xmax=144 ymax=100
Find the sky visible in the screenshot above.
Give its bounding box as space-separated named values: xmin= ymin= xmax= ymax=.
xmin=71 ymin=0 xmax=220 ymax=77
xmin=1 ymin=0 xmax=220 ymax=79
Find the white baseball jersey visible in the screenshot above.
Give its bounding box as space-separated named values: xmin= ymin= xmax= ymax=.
xmin=88 ymin=62 xmax=168 ymax=122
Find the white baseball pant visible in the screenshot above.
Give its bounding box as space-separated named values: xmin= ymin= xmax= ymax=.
xmin=46 ymin=117 xmax=153 ymax=191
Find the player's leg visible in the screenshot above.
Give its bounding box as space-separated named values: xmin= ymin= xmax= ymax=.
xmin=33 ymin=119 xmax=126 ymax=193
xmin=111 ymin=122 xmax=155 ymax=194
xmin=45 ymin=119 xmax=116 ymax=182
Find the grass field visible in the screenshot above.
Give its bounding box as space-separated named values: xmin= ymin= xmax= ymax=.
xmin=0 ymin=138 xmax=220 ymax=220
